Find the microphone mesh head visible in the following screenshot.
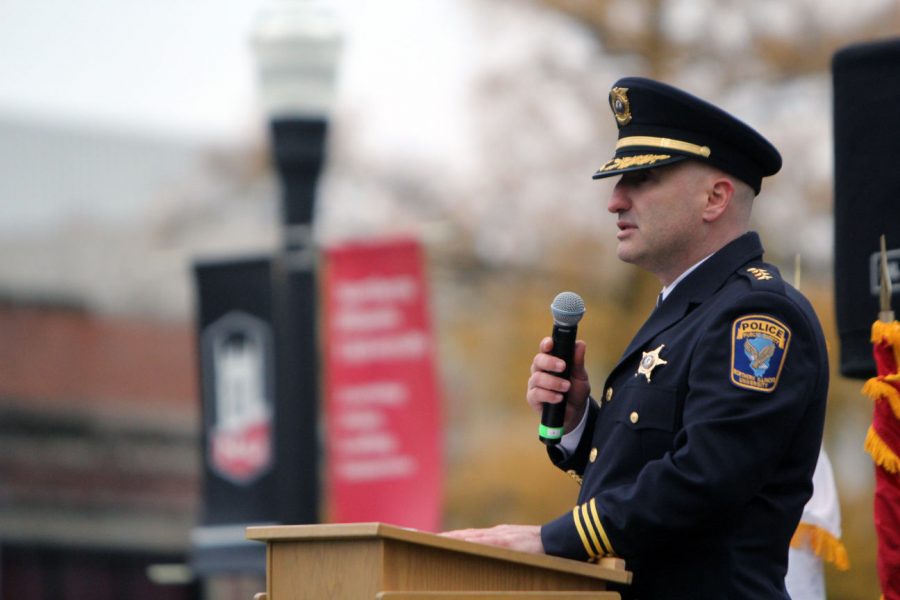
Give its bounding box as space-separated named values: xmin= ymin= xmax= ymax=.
xmin=551 ymin=291 xmax=585 ymax=326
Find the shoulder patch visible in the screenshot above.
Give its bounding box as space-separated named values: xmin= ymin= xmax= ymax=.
xmin=730 ymin=314 xmax=791 ymax=393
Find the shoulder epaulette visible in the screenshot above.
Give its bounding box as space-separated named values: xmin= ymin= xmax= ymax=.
xmin=738 ymin=263 xmax=786 ymax=293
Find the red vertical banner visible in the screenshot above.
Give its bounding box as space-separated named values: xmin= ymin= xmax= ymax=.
xmin=323 ymin=238 xmax=443 ymax=531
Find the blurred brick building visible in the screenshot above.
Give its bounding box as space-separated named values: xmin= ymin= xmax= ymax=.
xmin=0 ymin=297 xmax=200 ymax=598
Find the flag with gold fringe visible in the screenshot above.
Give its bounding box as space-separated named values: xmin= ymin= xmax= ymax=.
xmin=789 ymin=448 xmax=850 ymax=568
xmin=786 ymin=447 xmax=849 ymax=599
xmin=863 ymin=317 xmax=900 ymax=598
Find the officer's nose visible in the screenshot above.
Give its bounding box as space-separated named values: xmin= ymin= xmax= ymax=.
xmin=608 ymin=178 xmax=631 ymax=214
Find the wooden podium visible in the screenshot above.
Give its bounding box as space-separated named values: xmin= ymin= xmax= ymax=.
xmin=246 ymin=523 xmax=631 ymax=599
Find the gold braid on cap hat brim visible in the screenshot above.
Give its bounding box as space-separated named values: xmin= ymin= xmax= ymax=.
xmin=616 ymin=136 xmax=711 ymax=158
xmin=598 ymin=154 xmax=672 ymax=172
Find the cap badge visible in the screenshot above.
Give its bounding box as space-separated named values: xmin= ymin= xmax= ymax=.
xmin=609 ymin=87 xmax=632 ymax=126
xmin=636 ymin=344 xmax=668 ymax=382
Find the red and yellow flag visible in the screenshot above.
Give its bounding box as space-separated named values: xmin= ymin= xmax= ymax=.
xmin=863 ymin=318 xmax=900 ymax=598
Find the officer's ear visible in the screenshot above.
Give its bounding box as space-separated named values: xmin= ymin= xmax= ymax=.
xmin=701 ymin=176 xmax=735 ymax=223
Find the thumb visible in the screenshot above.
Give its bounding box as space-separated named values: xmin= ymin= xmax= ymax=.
xmin=539 ymin=336 xmax=554 ymax=353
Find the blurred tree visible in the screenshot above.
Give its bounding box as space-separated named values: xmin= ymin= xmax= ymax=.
xmin=542 ymin=0 xmax=900 ymax=81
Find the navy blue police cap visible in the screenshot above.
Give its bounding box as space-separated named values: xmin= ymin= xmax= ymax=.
xmin=593 ymin=77 xmax=782 ymax=194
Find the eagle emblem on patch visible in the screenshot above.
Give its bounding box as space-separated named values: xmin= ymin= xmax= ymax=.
xmin=730 ymin=315 xmax=791 ymax=393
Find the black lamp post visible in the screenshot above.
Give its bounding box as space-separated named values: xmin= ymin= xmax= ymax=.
xmin=189 ymin=0 xmax=342 ymax=584
xmin=252 ymin=0 xmax=342 ymax=528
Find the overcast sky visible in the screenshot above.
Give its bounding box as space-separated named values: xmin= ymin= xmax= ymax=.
xmin=0 ymin=0 xmax=480 ymax=233
xmin=0 ymin=0 xmax=472 ymax=150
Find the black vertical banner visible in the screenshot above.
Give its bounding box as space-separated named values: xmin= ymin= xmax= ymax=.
xmin=191 ymin=256 xmax=318 ymax=574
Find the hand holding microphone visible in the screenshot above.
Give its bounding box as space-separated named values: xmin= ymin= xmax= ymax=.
xmin=535 ymin=292 xmax=587 ymax=445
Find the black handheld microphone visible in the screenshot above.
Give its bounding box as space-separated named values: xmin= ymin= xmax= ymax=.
xmin=539 ymin=291 xmax=585 ymax=445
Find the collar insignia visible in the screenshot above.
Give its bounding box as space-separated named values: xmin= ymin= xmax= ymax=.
xmin=609 ymin=87 xmax=632 ymax=127
xmin=637 ymin=344 xmax=668 ymax=382
xmin=747 ymin=267 xmax=774 ymax=281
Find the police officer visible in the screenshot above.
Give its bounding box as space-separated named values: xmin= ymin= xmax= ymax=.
xmin=444 ymin=77 xmax=829 ymax=599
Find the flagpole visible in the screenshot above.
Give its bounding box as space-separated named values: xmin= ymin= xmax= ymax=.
xmin=879 ymin=234 xmax=895 ymax=324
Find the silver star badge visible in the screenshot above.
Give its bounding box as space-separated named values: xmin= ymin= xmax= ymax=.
xmin=637 ymin=344 xmax=668 ymax=382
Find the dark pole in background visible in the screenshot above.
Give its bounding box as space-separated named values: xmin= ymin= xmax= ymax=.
xmin=189 ymin=0 xmax=341 ymax=589
xmin=253 ymin=0 xmax=342 ymax=528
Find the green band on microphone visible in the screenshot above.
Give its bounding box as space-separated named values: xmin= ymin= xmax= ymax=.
xmin=539 ymin=424 xmax=564 ymax=440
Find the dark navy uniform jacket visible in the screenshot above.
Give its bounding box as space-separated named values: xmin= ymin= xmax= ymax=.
xmin=541 ymin=232 xmax=828 ymax=599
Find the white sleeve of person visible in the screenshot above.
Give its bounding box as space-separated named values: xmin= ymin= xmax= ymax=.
xmin=557 ymin=400 xmax=591 ymax=458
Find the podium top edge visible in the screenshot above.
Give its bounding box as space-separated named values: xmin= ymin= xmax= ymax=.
xmin=245 ymin=523 xmax=631 ymax=584
xmin=246 ymin=522 xmax=387 ymax=540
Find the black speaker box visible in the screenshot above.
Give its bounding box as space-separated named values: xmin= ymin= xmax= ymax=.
xmin=832 ymin=38 xmax=900 ymax=379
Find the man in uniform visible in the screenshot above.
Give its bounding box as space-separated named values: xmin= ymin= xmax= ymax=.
xmin=444 ymin=77 xmax=829 ymax=599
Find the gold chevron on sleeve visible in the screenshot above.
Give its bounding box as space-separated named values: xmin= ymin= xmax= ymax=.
xmin=589 ymin=498 xmax=616 ymax=556
xmin=572 ymin=506 xmax=598 ymax=558
xmin=580 ymin=503 xmax=604 ymax=557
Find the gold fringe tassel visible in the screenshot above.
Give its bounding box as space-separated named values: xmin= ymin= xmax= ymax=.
xmin=790 ymin=522 xmax=850 ymax=571
xmin=862 ymin=378 xmax=900 ymax=419
xmin=865 ymin=426 xmax=900 ymax=474
xmin=871 ymin=320 xmax=900 ymax=369
xmin=871 ymin=320 xmax=900 ymax=346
